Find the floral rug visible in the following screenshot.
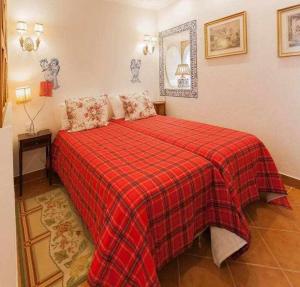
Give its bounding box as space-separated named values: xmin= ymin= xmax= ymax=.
xmin=17 ymin=188 xmax=94 ymax=287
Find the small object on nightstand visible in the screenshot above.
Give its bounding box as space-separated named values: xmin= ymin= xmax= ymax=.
xmin=18 ymin=129 xmax=52 ymax=197
xmin=153 ymin=101 xmax=166 ymax=116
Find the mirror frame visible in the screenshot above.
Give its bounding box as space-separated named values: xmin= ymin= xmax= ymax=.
xmin=159 ymin=20 xmax=198 ymax=98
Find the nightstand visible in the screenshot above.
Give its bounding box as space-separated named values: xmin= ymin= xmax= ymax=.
xmin=18 ymin=129 xmax=52 ymax=196
xmin=153 ymin=101 xmax=166 ymax=116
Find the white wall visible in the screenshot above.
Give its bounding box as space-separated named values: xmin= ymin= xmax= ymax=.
xmin=158 ymin=0 xmax=300 ymax=179
xmin=8 ymin=0 xmax=159 ymax=176
xmin=0 ymin=103 xmax=18 ymax=287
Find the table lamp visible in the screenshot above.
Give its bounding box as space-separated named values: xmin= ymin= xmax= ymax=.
xmin=175 ymin=63 xmax=191 ymax=89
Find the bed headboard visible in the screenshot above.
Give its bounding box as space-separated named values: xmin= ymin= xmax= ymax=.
xmin=0 ymin=0 xmax=8 ymax=128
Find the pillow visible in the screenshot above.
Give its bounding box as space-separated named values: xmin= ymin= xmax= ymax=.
xmin=59 ymin=103 xmax=71 ymax=130
xmin=119 ymin=92 xmax=156 ymax=121
xmin=108 ymin=95 xmax=125 ymax=119
xmin=65 ymin=95 xmax=109 ymax=132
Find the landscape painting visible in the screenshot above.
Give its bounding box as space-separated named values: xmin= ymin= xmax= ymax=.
xmin=210 ymin=19 xmax=240 ymax=52
xmin=205 ymin=12 xmax=247 ymax=59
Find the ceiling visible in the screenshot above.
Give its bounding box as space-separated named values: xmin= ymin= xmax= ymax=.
xmin=107 ymin=0 xmax=177 ymax=10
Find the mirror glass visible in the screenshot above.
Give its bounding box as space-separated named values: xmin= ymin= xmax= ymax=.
xmin=164 ymin=31 xmax=191 ymax=90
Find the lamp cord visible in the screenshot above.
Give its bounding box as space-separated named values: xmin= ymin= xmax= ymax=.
xmin=32 ymin=98 xmax=46 ymax=121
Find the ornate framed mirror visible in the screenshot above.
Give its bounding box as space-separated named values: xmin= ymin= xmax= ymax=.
xmin=159 ymin=20 xmax=198 ymax=98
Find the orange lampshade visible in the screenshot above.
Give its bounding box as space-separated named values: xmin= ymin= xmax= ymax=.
xmin=40 ymin=81 xmax=53 ymax=97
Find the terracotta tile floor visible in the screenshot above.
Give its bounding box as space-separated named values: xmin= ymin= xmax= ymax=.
xmin=17 ymin=178 xmax=300 ymax=287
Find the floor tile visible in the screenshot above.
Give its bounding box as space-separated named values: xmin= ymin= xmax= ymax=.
xmin=78 ymin=281 xmax=89 ymax=287
xmin=17 ymin=180 xmax=62 ymax=200
xmin=232 ymin=227 xmax=278 ymax=267
xmin=260 ymin=229 xmax=300 ymax=271
xmin=51 ymin=279 xmax=64 ymax=287
xmin=158 ymin=258 xmax=179 ymax=287
xmin=229 ymin=262 xmax=290 ymax=287
xmin=286 ymin=187 xmax=300 ymax=206
xmin=245 ymin=201 xmax=300 ymax=231
xmin=285 ymin=271 xmax=300 ymax=287
xmin=179 ymin=255 xmax=234 ymax=287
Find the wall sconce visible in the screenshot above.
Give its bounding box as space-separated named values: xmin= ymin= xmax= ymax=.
xmin=143 ymin=35 xmax=157 ymax=55
xmin=16 ymin=21 xmax=44 ymax=52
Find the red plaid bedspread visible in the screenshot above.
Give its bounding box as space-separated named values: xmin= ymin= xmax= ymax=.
xmin=114 ymin=116 xmax=290 ymax=209
xmin=52 ymin=123 xmax=250 ymax=286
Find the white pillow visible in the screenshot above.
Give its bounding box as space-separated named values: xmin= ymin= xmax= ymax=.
xmin=59 ymin=103 xmax=71 ymax=130
xmin=108 ymin=95 xmax=125 ymax=119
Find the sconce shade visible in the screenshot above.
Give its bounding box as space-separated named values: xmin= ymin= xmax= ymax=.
xmin=175 ymin=64 xmax=191 ymax=76
xmin=40 ymin=81 xmax=53 ymax=97
xmin=16 ymin=21 xmax=27 ymax=33
xmin=34 ymin=23 xmax=44 ymax=35
xmin=16 ymin=87 xmax=32 ymax=104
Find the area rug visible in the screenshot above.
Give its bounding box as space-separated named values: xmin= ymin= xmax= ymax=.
xmin=17 ymin=188 xmax=94 ymax=287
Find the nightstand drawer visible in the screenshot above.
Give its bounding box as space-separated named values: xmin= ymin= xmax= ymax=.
xmin=21 ymin=137 xmax=50 ymax=151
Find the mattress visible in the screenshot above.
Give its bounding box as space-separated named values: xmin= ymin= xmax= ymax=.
xmin=52 ymin=122 xmax=250 ymax=286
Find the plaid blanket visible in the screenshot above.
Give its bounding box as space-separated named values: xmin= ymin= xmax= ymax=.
xmin=114 ymin=116 xmax=290 ymax=209
xmin=52 ymin=123 xmax=249 ymax=286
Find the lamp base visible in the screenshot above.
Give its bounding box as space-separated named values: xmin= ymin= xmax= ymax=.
xmin=25 ymin=129 xmax=45 ymax=137
xmin=26 ymin=121 xmax=37 ymax=136
xmin=178 ymin=77 xmax=190 ymax=89
xmin=25 ymin=131 xmax=37 ymax=136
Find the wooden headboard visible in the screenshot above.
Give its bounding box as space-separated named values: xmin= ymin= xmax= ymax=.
xmin=0 ymin=0 xmax=8 ymax=127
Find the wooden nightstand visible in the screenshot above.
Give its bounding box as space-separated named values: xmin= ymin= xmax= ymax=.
xmin=18 ymin=129 xmax=52 ymax=196
xmin=153 ymin=101 xmax=166 ymax=116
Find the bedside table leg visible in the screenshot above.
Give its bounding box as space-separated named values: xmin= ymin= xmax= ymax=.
xmin=19 ymin=147 xmax=23 ymax=197
xmin=46 ymin=145 xmax=49 ymax=178
xmin=49 ymin=143 xmax=52 ymax=185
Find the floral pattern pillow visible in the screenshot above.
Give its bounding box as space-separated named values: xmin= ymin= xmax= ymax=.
xmin=65 ymin=96 xmax=109 ymax=132
xmin=119 ymin=92 xmax=157 ymax=121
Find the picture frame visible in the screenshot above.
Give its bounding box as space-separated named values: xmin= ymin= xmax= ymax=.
xmin=205 ymin=11 xmax=248 ymax=59
xmin=278 ymin=4 xmax=300 ymax=57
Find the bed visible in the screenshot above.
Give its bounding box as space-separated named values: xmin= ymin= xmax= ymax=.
xmin=52 ymin=122 xmax=250 ymax=286
xmin=114 ymin=115 xmax=290 ymax=209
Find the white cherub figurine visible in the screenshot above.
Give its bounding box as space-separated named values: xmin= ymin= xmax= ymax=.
xmin=40 ymin=58 xmax=60 ymax=89
xmin=130 ymin=59 xmax=141 ymax=83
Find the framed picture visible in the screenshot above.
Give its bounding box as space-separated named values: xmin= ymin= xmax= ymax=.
xmin=205 ymin=11 xmax=248 ymax=59
xmin=278 ymin=4 xmax=300 ymax=57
